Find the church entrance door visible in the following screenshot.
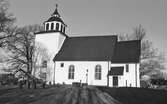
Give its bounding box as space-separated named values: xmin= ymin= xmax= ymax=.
xmin=113 ymin=76 xmax=118 ymax=87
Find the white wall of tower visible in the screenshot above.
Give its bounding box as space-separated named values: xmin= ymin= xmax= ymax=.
xmin=35 ymin=32 xmax=66 ymax=82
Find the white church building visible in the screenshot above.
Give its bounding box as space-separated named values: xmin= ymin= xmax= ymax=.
xmin=35 ymin=5 xmax=141 ymax=87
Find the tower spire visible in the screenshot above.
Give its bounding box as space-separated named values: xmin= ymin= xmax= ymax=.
xmin=52 ymin=4 xmax=60 ymax=17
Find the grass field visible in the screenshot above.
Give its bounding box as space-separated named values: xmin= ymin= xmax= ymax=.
xmin=98 ymin=86 xmax=167 ymax=104
xmin=0 ymin=85 xmax=167 ymax=104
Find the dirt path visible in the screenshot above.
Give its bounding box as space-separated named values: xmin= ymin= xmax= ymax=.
xmin=0 ymin=85 xmax=122 ymax=104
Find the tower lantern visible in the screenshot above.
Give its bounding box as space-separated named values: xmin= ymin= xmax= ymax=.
xmin=44 ymin=4 xmax=66 ymax=34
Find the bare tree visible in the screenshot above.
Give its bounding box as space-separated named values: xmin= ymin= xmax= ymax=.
xmin=33 ymin=42 xmax=51 ymax=80
xmin=0 ymin=0 xmax=15 ymax=47
xmin=5 ymin=25 xmax=43 ymax=70
xmin=118 ymin=25 xmax=166 ymax=78
xmin=4 ymin=25 xmax=43 ymax=88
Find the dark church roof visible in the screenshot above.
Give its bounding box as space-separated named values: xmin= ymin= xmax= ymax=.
xmin=53 ymin=36 xmax=141 ymax=63
xmin=112 ymin=40 xmax=141 ymax=63
xmin=108 ymin=67 xmax=124 ymax=76
xmin=54 ymin=36 xmax=117 ymax=61
xmin=46 ymin=16 xmax=64 ymax=24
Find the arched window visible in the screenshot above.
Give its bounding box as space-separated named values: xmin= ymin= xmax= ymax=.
xmin=51 ymin=23 xmax=54 ymax=30
xmin=95 ymin=65 xmax=102 ymax=80
xmin=46 ymin=23 xmax=49 ymax=30
xmin=56 ymin=23 xmax=59 ymax=31
xmin=68 ymin=65 xmax=75 ymax=79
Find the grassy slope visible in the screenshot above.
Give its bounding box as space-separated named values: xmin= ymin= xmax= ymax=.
xmin=0 ymin=85 xmax=122 ymax=104
xmin=98 ymin=86 xmax=167 ymax=104
xmin=1 ymin=85 xmax=167 ymax=104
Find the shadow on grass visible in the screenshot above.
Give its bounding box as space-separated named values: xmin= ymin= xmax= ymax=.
xmin=97 ymin=86 xmax=167 ymax=104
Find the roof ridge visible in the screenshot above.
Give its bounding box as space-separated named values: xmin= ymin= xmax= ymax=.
xmin=118 ymin=40 xmax=141 ymax=43
xmin=68 ymin=35 xmax=117 ymax=38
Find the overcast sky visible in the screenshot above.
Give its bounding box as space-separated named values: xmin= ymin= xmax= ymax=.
xmin=9 ymin=0 xmax=167 ymax=66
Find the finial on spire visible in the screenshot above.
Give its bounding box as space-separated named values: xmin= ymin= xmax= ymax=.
xmin=55 ymin=4 xmax=58 ymax=10
xmin=52 ymin=4 xmax=60 ymax=17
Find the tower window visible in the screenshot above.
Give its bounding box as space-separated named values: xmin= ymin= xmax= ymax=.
xmin=51 ymin=23 xmax=54 ymax=30
xmin=61 ymin=25 xmax=63 ymax=32
xmin=63 ymin=26 xmax=65 ymax=33
xmin=68 ymin=65 xmax=75 ymax=79
xmin=46 ymin=23 xmax=49 ymax=30
xmin=95 ymin=65 xmax=102 ymax=80
xmin=56 ymin=23 xmax=59 ymax=31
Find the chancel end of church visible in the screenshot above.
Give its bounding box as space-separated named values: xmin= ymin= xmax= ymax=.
xmin=34 ymin=5 xmax=141 ymax=87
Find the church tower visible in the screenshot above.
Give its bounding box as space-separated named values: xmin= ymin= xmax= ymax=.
xmin=34 ymin=5 xmax=67 ymax=83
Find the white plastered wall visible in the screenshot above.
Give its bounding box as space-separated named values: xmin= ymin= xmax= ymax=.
xmin=54 ymin=61 xmax=110 ymax=86
xmin=52 ymin=61 xmax=140 ymax=87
